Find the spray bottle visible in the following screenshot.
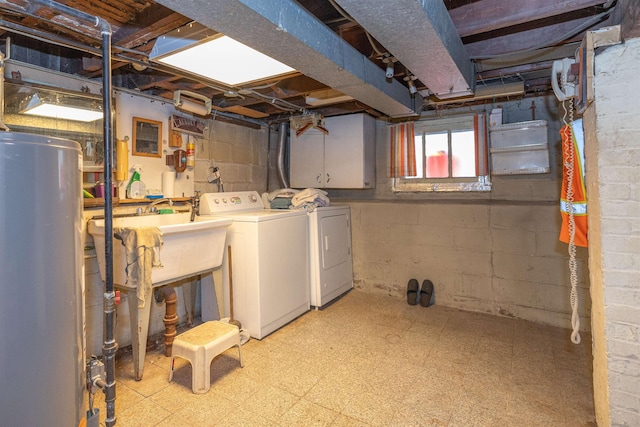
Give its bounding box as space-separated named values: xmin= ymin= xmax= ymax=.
xmin=126 ymin=165 xmax=146 ymax=199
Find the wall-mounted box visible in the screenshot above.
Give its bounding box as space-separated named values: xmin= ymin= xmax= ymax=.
xmin=490 ymin=120 xmax=549 ymax=175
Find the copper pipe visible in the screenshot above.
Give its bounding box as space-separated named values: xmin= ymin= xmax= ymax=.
xmin=155 ymin=286 xmax=178 ymax=357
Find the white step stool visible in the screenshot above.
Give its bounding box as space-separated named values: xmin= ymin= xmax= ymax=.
xmin=169 ymin=321 xmax=244 ymax=394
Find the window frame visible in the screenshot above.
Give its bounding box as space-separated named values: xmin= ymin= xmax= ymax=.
xmin=392 ymin=114 xmax=491 ymax=193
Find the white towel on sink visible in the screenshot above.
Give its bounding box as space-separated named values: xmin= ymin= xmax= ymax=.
xmin=114 ymin=226 xmax=163 ymax=308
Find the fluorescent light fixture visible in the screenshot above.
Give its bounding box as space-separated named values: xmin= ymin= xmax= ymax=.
xmin=21 ymin=93 xmax=102 ymax=122
xmin=150 ymin=22 xmax=295 ymax=87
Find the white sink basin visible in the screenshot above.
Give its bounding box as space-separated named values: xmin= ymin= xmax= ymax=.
xmin=88 ymin=212 xmax=232 ymax=287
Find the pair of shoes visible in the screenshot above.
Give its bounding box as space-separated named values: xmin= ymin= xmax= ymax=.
xmin=419 ymin=280 xmax=434 ymax=307
xmin=407 ymin=279 xmax=419 ymax=305
xmin=407 ymin=279 xmax=434 ymax=307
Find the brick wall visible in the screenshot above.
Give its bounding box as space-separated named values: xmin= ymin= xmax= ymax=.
xmin=587 ymin=36 xmax=640 ymax=427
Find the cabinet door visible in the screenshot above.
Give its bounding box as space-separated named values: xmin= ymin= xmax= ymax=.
xmin=324 ymin=114 xmax=366 ymax=188
xmin=290 ymin=129 xmax=325 ymax=188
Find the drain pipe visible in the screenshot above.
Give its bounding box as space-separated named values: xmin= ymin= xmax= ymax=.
xmin=154 ymin=286 xmax=178 ymax=357
xmin=30 ymin=1 xmax=117 ymax=425
xmin=276 ymin=121 xmax=289 ymax=188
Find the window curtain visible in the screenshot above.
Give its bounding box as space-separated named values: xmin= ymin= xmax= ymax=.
xmin=388 ymin=122 xmax=416 ymax=178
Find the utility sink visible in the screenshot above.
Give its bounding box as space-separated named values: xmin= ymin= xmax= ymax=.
xmin=88 ymin=212 xmax=231 ymax=286
xmin=87 ymin=212 xmax=232 ymax=381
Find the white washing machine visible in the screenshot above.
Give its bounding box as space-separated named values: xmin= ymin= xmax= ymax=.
xmin=308 ymin=205 xmax=354 ymax=308
xmin=200 ymin=191 xmax=310 ymax=339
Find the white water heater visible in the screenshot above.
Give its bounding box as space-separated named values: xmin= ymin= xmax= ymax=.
xmin=0 ymin=132 xmax=85 ymax=426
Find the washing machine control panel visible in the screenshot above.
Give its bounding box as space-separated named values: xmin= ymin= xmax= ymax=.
xmin=200 ymin=190 xmax=263 ymax=214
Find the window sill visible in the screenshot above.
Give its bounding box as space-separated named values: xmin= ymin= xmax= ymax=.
xmin=392 ymin=176 xmax=492 ymax=193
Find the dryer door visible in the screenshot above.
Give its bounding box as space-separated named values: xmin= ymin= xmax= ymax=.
xmin=320 ymin=213 xmax=351 ymax=270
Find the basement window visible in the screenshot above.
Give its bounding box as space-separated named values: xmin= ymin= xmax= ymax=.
xmin=392 ymin=114 xmax=491 ymax=192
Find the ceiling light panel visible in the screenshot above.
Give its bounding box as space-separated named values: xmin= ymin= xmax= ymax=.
xmin=151 ymin=23 xmax=295 ymax=87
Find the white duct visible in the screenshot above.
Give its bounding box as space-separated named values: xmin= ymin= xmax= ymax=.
xmin=277 ymin=121 xmax=289 ymax=189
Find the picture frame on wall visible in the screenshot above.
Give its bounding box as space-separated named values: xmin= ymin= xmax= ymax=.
xmin=132 ymin=117 xmax=162 ymax=157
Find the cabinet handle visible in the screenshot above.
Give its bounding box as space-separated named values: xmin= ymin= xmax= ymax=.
xmin=316 ymin=174 xmax=322 ymax=183
xmin=326 ymin=173 xmax=331 ymax=183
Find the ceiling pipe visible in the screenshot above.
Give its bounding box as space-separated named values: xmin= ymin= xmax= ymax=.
xmin=155 ymin=0 xmax=420 ymax=118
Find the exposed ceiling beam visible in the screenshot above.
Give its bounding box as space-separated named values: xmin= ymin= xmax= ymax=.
xmin=465 ymin=14 xmax=614 ymax=58
xmin=335 ymin=0 xmax=475 ymax=99
xmin=450 ymin=0 xmax=607 ymax=37
xmin=154 ymin=0 xmax=420 ymax=118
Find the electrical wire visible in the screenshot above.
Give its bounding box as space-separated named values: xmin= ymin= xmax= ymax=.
xmin=327 ymin=0 xmax=386 ymax=57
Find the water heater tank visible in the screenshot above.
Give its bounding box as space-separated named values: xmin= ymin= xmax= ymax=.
xmin=0 ymin=132 xmax=85 ymax=426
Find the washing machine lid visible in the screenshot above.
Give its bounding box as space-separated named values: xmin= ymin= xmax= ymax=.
xmin=215 ymin=209 xmax=307 ymax=222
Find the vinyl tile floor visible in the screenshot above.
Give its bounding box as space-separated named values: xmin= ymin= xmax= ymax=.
xmin=92 ymin=290 xmax=596 ymax=426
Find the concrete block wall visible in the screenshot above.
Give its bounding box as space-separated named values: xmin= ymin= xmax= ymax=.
xmin=586 ymin=36 xmax=640 ymax=427
xmin=193 ymin=119 xmax=269 ymax=194
xmin=349 ymin=201 xmax=591 ymax=330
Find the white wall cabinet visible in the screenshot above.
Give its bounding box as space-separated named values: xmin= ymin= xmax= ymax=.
xmin=290 ymin=113 xmax=376 ymax=189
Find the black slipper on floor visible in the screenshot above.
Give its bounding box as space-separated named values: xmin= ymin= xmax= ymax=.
xmin=419 ymin=280 xmax=434 ymax=307
xmin=407 ymin=279 xmax=419 ymax=305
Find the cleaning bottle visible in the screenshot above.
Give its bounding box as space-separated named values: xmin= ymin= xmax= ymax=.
xmin=126 ymin=165 xmax=146 ymax=199
xmin=186 ymin=137 xmax=195 ymax=169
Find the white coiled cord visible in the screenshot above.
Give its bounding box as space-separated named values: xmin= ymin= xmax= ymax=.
xmin=562 ymin=96 xmax=581 ymax=345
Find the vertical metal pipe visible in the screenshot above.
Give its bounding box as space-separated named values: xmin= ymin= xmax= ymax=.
xmin=266 ymin=124 xmax=271 ymax=191
xmin=21 ymin=1 xmax=118 ymax=425
xmin=0 ymin=51 xmax=8 ymax=130
xmin=277 ymin=121 xmax=289 ymax=188
xmin=101 ymin=26 xmax=118 ymax=427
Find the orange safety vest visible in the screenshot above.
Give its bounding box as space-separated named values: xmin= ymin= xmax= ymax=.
xmin=559 ymin=119 xmax=588 ymax=247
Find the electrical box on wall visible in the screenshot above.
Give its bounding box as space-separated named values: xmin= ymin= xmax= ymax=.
xmin=489 ymin=120 xmax=549 ymax=175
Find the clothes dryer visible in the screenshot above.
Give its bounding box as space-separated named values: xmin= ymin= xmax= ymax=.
xmin=308 ymin=205 xmax=354 ymax=308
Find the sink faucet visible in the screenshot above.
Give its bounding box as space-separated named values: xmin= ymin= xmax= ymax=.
xmin=190 ymin=191 xmax=201 ymax=222
xmin=144 ymin=198 xmax=173 ymax=214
